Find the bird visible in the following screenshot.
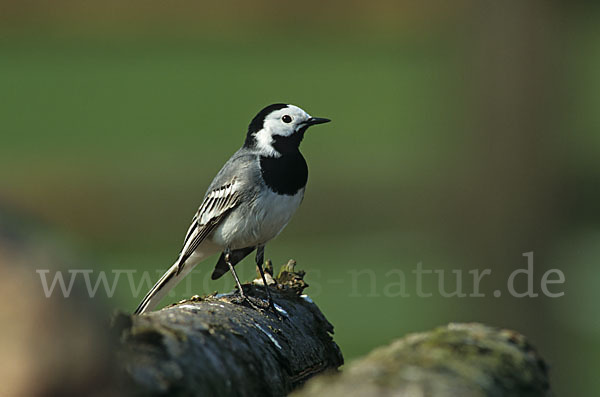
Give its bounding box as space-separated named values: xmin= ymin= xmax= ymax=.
xmin=134 ymin=103 xmax=330 ymax=314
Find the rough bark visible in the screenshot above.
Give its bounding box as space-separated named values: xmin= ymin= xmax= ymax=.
xmin=292 ymin=323 xmax=550 ymax=397
xmin=116 ymin=261 xmax=550 ymax=397
xmin=116 ymin=260 xmax=344 ymax=397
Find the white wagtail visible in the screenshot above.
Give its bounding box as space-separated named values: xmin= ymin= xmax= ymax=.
xmin=134 ymin=104 xmax=330 ymax=314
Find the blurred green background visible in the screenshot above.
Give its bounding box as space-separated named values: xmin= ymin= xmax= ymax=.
xmin=1 ymin=1 xmax=599 ymax=395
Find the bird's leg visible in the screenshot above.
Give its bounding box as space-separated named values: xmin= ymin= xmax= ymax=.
xmin=225 ymin=248 xmax=260 ymax=311
xmin=224 ymin=248 xmax=244 ymax=296
xmin=256 ymin=245 xmax=278 ymax=316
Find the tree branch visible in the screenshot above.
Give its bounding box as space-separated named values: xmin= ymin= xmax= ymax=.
xmin=117 ymin=260 xmax=344 ymax=397
xmin=292 ymin=323 xmax=550 ymax=397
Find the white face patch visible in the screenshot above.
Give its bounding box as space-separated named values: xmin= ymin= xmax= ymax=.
xmin=253 ymin=128 xmax=280 ymax=157
xmin=252 ymin=104 xmax=312 ymax=157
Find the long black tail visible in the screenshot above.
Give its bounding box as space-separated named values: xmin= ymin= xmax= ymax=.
xmin=134 ymin=261 xmax=182 ymax=314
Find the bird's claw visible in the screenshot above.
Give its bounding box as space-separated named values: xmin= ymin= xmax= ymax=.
xmin=242 ymin=295 xmax=263 ymax=311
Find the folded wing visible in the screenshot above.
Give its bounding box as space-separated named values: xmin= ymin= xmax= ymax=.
xmin=176 ymin=179 xmax=241 ymax=274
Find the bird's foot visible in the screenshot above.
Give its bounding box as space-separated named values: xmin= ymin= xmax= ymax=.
xmin=236 ymin=288 xmax=282 ymax=319
xmin=235 ymin=288 xmax=263 ymax=311
xmin=242 ymin=295 xmax=263 ymax=311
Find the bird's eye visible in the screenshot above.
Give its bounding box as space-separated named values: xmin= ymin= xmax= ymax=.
xmin=282 ymin=115 xmax=292 ymax=123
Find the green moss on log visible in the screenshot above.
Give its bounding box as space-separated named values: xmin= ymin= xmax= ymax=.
xmin=293 ymin=323 xmax=550 ymax=397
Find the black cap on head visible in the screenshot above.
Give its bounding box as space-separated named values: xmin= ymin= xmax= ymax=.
xmin=247 ymin=103 xmax=288 ymax=134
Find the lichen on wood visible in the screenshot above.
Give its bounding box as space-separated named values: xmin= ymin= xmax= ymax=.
xmin=292 ymin=323 xmax=550 ymax=397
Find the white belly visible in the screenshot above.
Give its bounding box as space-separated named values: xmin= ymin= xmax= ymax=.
xmin=211 ymin=188 xmax=304 ymax=249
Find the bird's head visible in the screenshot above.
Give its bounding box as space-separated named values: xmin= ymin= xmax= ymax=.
xmin=244 ymin=103 xmax=330 ymax=157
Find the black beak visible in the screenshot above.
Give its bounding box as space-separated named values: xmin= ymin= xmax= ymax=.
xmin=305 ymin=117 xmax=331 ymax=127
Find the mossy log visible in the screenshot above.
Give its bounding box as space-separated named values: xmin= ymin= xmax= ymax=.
xmin=116 ymin=260 xmax=550 ymax=397
xmin=292 ymin=323 xmax=550 ymax=397
xmin=116 ymin=261 xmax=343 ymax=397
